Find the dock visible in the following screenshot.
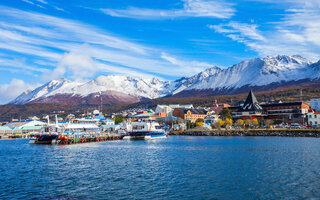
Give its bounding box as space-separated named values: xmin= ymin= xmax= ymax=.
xmin=56 ymin=134 xmax=123 ymax=145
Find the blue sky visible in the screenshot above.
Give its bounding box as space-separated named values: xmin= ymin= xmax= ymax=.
xmin=0 ymin=0 xmax=320 ymax=104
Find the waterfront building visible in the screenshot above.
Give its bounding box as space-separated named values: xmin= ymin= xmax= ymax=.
xmin=5 ymin=120 xmax=46 ymax=129
xmin=173 ymin=108 xmax=210 ymax=122
xmin=310 ymin=98 xmax=320 ymax=111
xmin=308 ymin=110 xmax=320 ymax=128
xmin=230 ymin=90 xmax=267 ymax=120
xmin=230 ymin=90 xmax=309 ymax=123
xmin=261 ymin=102 xmax=309 ymax=123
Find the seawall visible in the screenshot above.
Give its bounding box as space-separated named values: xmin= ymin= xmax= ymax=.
xmin=170 ymin=129 xmax=320 ymax=138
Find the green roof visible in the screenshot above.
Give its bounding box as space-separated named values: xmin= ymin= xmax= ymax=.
xmin=0 ymin=126 xmax=11 ymax=130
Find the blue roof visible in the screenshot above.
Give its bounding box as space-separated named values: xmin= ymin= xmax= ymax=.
xmin=102 ymin=119 xmax=114 ymax=122
xmin=93 ymin=116 xmax=105 ymax=120
xmin=101 ymin=125 xmax=119 ymax=128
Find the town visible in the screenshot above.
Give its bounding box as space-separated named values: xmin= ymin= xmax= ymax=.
xmin=1 ymin=90 xmax=319 ymax=139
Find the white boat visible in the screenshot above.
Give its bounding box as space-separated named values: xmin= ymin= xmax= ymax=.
xmin=122 ymin=119 xmax=168 ymax=140
xmin=29 ymin=118 xmax=102 ymax=144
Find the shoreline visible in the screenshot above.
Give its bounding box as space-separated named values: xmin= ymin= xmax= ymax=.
xmin=169 ymin=129 xmax=320 ymax=138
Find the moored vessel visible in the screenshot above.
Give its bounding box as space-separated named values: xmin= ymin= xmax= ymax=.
xmin=122 ymin=119 xmax=168 ymax=140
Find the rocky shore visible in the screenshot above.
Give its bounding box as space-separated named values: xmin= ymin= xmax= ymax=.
xmin=170 ymin=129 xmax=320 ymax=138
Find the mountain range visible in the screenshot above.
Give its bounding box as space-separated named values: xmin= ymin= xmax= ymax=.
xmin=10 ymin=55 xmax=320 ymax=106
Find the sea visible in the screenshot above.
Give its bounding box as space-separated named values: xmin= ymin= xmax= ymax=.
xmin=0 ymin=136 xmax=319 ymax=200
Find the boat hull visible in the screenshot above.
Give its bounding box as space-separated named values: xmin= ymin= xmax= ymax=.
xmin=123 ymin=131 xmax=168 ymax=140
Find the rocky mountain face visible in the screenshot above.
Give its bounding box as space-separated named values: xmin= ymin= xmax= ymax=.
xmin=10 ymin=55 xmax=320 ymax=105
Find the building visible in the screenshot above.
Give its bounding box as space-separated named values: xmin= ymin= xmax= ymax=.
xmin=5 ymin=120 xmax=46 ymax=129
xmin=173 ymin=108 xmax=210 ymax=122
xmin=308 ymin=111 xmax=320 ymax=128
xmin=261 ymin=102 xmax=309 ymax=123
xmin=101 ymin=119 xmax=115 ymax=125
xmin=204 ymin=115 xmax=219 ymax=125
xmin=310 ymin=98 xmax=320 ymax=111
xmin=230 ymin=90 xmax=309 ymax=123
xmin=231 ymin=90 xmax=267 ymax=120
xmin=210 ymin=103 xmax=230 ymax=114
xmin=155 ymin=104 xmax=194 ymax=118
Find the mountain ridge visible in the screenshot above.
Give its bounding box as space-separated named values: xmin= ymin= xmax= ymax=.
xmin=10 ymin=55 xmax=320 ymax=105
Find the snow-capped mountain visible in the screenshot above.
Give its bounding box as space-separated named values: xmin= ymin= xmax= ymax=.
xmin=10 ymin=55 xmax=320 ymax=105
xmin=171 ymin=55 xmax=317 ymax=94
xmin=10 ymin=75 xmax=176 ymax=105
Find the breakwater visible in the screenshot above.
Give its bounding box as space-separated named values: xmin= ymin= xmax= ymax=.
xmin=170 ymin=129 xmax=320 ymax=137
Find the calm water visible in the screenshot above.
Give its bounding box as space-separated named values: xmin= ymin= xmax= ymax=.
xmin=0 ymin=136 xmax=320 ymax=200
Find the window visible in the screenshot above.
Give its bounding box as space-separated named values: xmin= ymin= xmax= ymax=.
xmin=309 ymin=115 xmax=312 ymax=118
xmin=315 ymin=121 xmax=318 ymax=125
xmin=315 ymin=115 xmax=317 ymax=118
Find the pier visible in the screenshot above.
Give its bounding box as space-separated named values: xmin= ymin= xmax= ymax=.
xmin=56 ymin=134 xmax=123 ymax=145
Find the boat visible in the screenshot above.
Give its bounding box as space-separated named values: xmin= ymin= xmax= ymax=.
xmin=29 ymin=118 xmax=102 ymax=144
xmin=122 ymin=119 xmax=168 ymax=140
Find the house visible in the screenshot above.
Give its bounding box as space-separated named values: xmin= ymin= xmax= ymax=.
xmin=102 ymin=119 xmax=115 ymax=125
xmin=173 ymin=108 xmax=210 ymax=122
xmin=210 ymin=103 xmax=231 ymax=114
xmin=155 ymin=104 xmax=194 ymax=119
xmin=204 ymin=115 xmax=219 ymax=125
xmin=308 ymin=111 xmax=320 ymax=128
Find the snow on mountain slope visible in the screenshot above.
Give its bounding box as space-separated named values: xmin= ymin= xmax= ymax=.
xmin=10 ymin=55 xmax=320 ymax=105
xmin=10 ymin=76 xmax=175 ymax=104
xmin=170 ymin=55 xmax=317 ymax=94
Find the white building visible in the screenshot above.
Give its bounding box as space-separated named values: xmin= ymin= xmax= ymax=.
xmin=6 ymin=120 xmax=46 ymax=129
xmin=310 ymin=98 xmax=320 ymax=111
xmin=308 ymin=111 xmax=320 ymax=128
xmin=155 ymin=104 xmax=194 ymax=118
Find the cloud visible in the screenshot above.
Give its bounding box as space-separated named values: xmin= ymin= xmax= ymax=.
xmin=48 ymin=52 xmax=96 ymax=81
xmin=208 ymin=1 xmax=320 ymax=61
xmin=161 ymin=52 xmax=213 ymax=76
xmin=102 ymin=0 xmax=235 ymax=19
xmin=0 ymin=79 xmax=35 ymax=104
xmin=0 ymin=6 xmax=212 ymax=81
xmin=209 ymin=22 xmax=266 ymax=41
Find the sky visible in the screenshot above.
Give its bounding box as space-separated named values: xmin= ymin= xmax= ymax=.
xmin=0 ymin=0 xmax=320 ymax=104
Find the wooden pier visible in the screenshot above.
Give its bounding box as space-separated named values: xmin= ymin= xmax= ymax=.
xmin=52 ymin=134 xmax=124 ymax=145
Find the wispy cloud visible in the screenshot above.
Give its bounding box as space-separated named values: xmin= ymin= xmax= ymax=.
xmin=102 ymin=0 xmax=235 ymax=19
xmin=208 ymin=0 xmax=320 ymax=61
xmin=0 ymin=6 xmax=213 ymax=103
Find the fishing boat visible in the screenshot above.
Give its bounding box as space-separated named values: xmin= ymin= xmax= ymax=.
xmin=29 ymin=118 xmax=102 ymax=144
xmin=122 ymin=119 xmax=168 ymax=140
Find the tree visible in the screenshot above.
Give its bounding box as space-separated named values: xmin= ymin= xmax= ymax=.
xmin=114 ymin=115 xmax=123 ymax=124
xmin=196 ymin=121 xmax=204 ymax=128
xmin=265 ymin=119 xmax=274 ymax=129
xmin=219 ymin=108 xmax=232 ymax=120
xmin=101 ymin=122 xmax=106 ymax=125
xmin=215 ymin=119 xmax=224 ymax=130
xmin=252 ymin=118 xmax=259 ymax=127
xmin=236 ymin=119 xmax=244 ymax=128
xmin=131 ymin=118 xmax=138 ymax=122
xmin=225 ymin=118 xmax=233 ymax=128
xmin=245 ymin=119 xmax=251 ymax=129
